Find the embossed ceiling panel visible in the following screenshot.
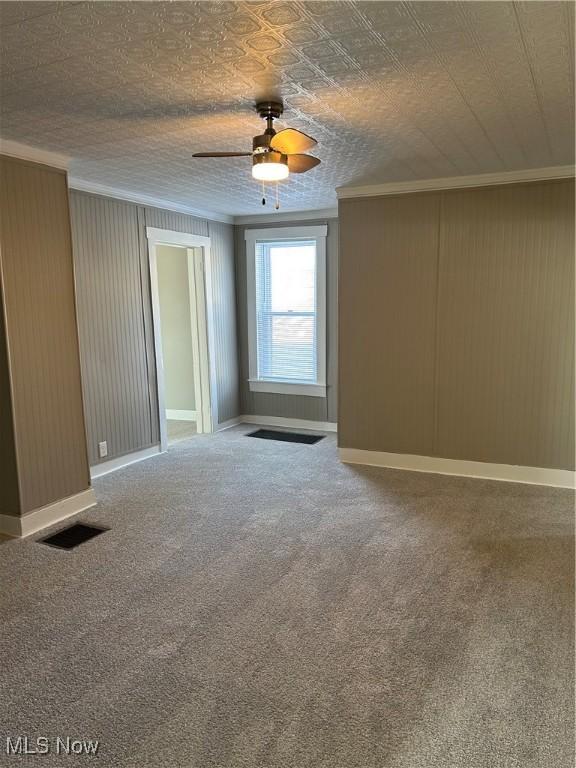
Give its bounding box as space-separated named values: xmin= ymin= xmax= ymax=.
xmin=0 ymin=1 xmax=573 ymax=215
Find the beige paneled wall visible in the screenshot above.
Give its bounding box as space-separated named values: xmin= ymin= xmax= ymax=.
xmin=235 ymin=218 xmax=338 ymax=423
xmin=0 ymin=156 xmax=91 ymax=515
xmin=339 ymin=195 xmax=439 ymax=454
xmin=338 ymin=179 xmax=575 ymax=471
xmin=435 ymin=182 xmax=574 ymax=469
xmin=0 ymin=284 xmax=20 ymax=516
xmin=70 ymin=190 xmax=239 ymax=466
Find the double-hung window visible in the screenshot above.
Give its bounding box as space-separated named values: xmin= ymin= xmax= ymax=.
xmin=246 ymin=225 xmax=327 ymax=397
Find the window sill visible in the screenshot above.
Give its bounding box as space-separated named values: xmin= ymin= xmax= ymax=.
xmin=248 ymin=379 xmax=327 ymax=398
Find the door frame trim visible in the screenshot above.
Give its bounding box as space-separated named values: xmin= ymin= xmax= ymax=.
xmin=146 ymin=227 xmax=217 ymax=451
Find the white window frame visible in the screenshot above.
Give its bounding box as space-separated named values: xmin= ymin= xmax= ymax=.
xmin=245 ymin=225 xmax=327 ymax=398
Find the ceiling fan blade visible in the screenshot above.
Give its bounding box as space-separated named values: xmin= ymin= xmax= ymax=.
xmin=287 ymin=154 xmax=321 ymax=173
xmin=192 ymin=152 xmax=252 ymax=157
xmin=270 ymin=128 xmax=317 ymax=155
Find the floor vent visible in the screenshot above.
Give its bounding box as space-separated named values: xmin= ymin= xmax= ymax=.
xmin=246 ymin=429 xmax=324 ymax=445
xmin=39 ymin=523 xmax=108 ymax=550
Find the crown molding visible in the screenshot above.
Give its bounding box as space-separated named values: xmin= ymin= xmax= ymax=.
xmin=68 ymin=178 xmax=234 ymax=224
xmin=0 ymin=137 xmax=333 ymax=223
xmin=336 ymin=165 xmax=576 ymax=200
xmin=234 ymin=207 xmax=338 ymax=225
xmin=0 ymin=138 xmax=70 ymax=170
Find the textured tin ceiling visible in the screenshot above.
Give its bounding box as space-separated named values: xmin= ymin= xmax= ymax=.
xmin=1 ymin=1 xmax=574 ymax=215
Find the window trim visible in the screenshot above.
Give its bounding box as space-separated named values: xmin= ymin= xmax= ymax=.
xmin=245 ymin=225 xmax=327 ymax=398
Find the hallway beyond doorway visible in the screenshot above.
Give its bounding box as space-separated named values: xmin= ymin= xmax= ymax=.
xmin=167 ymin=419 xmax=197 ymax=446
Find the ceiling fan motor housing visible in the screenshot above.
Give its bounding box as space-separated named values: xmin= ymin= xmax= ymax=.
xmin=252 ymin=133 xmax=273 ymax=154
xmin=253 ymin=150 xmax=287 ymax=166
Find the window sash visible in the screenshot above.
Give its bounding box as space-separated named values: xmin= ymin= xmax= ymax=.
xmin=255 ymin=240 xmax=317 ymax=384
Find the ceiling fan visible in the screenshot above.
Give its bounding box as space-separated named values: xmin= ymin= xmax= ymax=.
xmin=192 ymin=100 xmax=320 ymax=185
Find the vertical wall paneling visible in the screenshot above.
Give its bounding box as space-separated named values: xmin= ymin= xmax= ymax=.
xmin=436 ymin=181 xmax=575 ymax=469
xmin=71 ymin=192 xmax=154 ymax=465
xmin=338 ymin=179 xmax=575 ymax=471
xmin=339 ymin=195 xmax=440 ymax=454
xmin=70 ymin=191 xmax=239 ymax=465
xmin=0 ymin=279 xmax=21 ymax=516
xmin=235 ymin=218 xmax=339 ymax=423
xmin=208 ymin=220 xmax=240 ymax=423
xmin=136 ymin=205 xmax=160 ymax=445
xmin=143 ymin=206 xmax=209 ymax=238
xmin=0 ymin=157 xmax=90 ymax=513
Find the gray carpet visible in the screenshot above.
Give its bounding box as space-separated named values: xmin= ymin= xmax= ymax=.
xmin=0 ymin=427 xmax=573 ymax=767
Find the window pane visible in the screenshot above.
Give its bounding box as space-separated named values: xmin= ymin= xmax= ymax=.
xmin=263 ymin=315 xmax=315 ymax=380
xmin=255 ymin=240 xmax=318 ymax=383
xmin=270 ymin=245 xmax=315 ymax=312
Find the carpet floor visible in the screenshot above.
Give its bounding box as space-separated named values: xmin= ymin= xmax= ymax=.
xmin=0 ymin=427 xmax=573 ymax=767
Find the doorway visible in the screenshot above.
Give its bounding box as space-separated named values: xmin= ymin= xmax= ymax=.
xmin=147 ymin=228 xmax=218 ymax=451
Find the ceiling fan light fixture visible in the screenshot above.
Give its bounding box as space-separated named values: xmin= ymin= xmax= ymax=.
xmin=252 ymin=151 xmax=289 ymax=181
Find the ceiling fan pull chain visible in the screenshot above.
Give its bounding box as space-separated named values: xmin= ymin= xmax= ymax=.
xmin=261 ymin=180 xmax=266 ymax=206
xmin=275 ymin=181 xmax=280 ymax=210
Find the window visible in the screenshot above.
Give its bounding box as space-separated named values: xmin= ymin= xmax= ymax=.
xmin=246 ymin=225 xmax=327 ymax=397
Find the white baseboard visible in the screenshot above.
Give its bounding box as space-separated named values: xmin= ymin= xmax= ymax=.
xmin=339 ymin=448 xmax=575 ymax=489
xmin=166 ymin=409 xmax=197 ymax=422
xmin=91 ymin=445 xmax=162 ymax=479
xmin=241 ymin=415 xmax=337 ymax=433
xmin=0 ymin=488 xmax=97 ymax=538
xmin=216 ymin=416 xmax=242 ymax=432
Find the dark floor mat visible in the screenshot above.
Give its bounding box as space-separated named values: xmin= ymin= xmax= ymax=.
xmin=39 ymin=523 xmax=109 ymax=550
xmin=246 ymin=429 xmax=324 ymax=444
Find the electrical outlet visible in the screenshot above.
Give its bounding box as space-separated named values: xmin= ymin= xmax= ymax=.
xmin=98 ymin=441 xmax=108 ymax=459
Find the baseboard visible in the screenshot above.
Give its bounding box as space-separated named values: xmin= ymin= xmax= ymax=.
xmin=0 ymin=488 xmax=97 ymax=538
xmin=90 ymin=445 xmax=162 ymax=479
xmin=166 ymin=409 xmax=197 ymax=422
xmin=216 ymin=416 xmax=242 ymax=432
xmin=339 ymin=448 xmax=575 ymax=489
xmin=241 ymin=415 xmax=337 ymax=433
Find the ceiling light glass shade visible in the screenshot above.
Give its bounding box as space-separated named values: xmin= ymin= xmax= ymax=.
xmin=252 ymin=152 xmax=289 ymax=181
